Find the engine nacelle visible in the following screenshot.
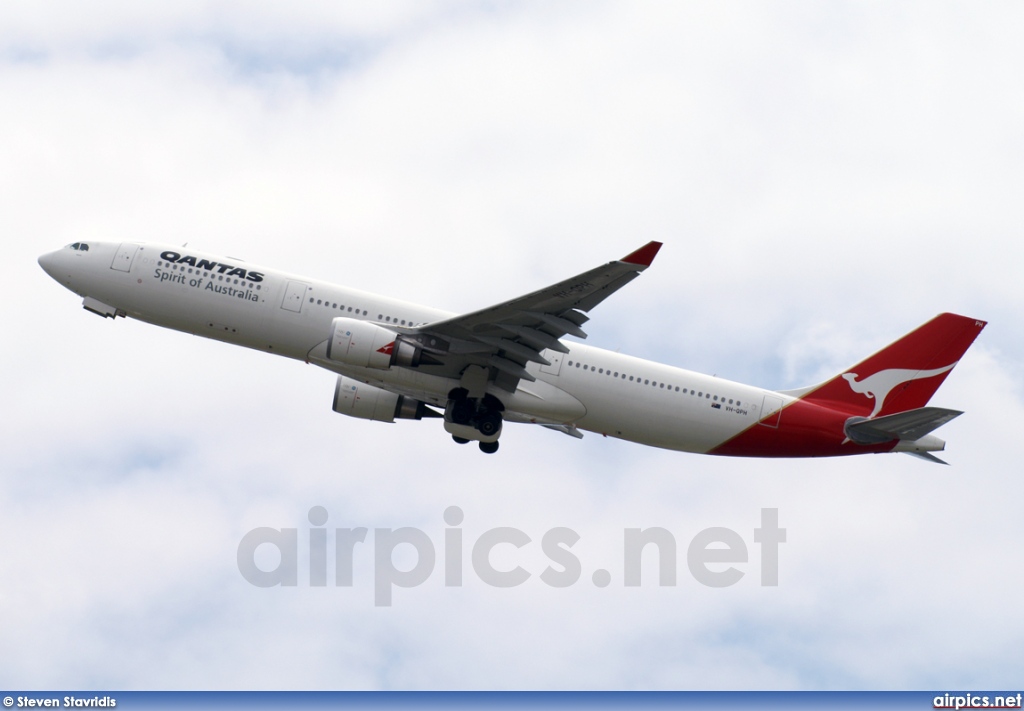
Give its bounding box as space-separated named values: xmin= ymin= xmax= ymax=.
xmin=326 ymin=318 xmax=398 ymax=370
xmin=332 ymin=376 xmax=436 ymax=423
xmin=326 ymin=317 xmax=435 ymax=370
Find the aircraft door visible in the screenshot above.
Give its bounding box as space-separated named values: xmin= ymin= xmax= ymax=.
xmin=539 ymin=350 xmax=564 ymax=376
xmin=758 ymin=394 xmax=783 ymax=428
xmin=110 ymin=243 xmax=139 ymax=272
xmin=281 ymin=280 xmax=309 ymax=313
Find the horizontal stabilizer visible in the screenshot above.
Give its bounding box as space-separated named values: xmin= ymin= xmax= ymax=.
xmin=905 ymin=451 xmax=949 ymax=465
xmin=844 ymin=406 xmax=962 ymax=445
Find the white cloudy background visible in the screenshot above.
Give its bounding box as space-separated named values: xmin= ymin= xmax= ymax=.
xmin=2 ymin=1 xmax=1022 ymax=690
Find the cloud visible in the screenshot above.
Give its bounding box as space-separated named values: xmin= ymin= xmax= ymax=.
xmin=3 ymin=0 xmax=1024 ymax=691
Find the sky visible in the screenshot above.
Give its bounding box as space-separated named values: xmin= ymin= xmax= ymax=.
xmin=2 ymin=0 xmax=1023 ymax=691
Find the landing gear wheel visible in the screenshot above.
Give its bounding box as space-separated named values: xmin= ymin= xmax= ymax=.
xmin=479 ymin=440 xmax=499 ymax=454
xmin=476 ymin=412 xmax=502 ymax=437
xmin=452 ymin=436 xmax=470 ymax=444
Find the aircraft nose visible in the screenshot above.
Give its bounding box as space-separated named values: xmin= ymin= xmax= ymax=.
xmin=38 ymin=250 xmax=61 ymax=279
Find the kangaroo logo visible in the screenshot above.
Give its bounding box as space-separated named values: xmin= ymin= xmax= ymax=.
xmin=841 ymin=363 xmax=956 ymax=418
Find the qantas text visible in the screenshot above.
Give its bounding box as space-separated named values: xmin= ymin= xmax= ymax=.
xmin=159 ymin=250 xmax=264 ymax=283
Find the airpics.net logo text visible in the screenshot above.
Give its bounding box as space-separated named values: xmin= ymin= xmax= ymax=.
xmin=236 ymin=507 xmax=786 ymax=606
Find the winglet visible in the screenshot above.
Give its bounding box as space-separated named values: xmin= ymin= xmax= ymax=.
xmin=621 ymin=241 xmax=663 ymax=267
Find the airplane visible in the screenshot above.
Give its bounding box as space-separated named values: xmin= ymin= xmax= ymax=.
xmin=38 ymin=240 xmax=986 ymax=462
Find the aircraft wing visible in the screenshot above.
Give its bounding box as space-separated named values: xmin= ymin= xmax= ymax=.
xmin=406 ymin=241 xmax=662 ymax=391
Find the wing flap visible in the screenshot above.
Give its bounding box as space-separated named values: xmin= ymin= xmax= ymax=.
xmin=495 ymin=324 xmax=571 ymax=353
xmin=488 ymin=355 xmax=536 ymax=382
xmin=477 ymin=336 xmax=552 ymax=366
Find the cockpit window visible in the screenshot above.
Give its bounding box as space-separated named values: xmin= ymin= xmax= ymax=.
xmin=69 ymin=243 xmax=81 ymax=250
xmin=66 ymin=243 xmax=90 ymax=251
xmin=79 ymin=243 xmax=89 ymax=251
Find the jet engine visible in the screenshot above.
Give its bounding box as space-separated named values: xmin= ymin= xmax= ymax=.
xmin=326 ymin=318 xmax=397 ymax=369
xmin=325 ymin=317 xmax=436 ymax=369
xmin=332 ymin=376 xmax=439 ymax=423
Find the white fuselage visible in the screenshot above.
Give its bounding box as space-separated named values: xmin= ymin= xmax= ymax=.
xmin=39 ymin=241 xmax=785 ymax=453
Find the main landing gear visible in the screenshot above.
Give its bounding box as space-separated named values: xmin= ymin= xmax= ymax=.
xmin=443 ymin=388 xmax=504 ymax=454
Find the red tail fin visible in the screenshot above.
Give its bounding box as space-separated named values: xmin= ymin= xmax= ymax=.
xmin=796 ymin=313 xmax=986 ymax=418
